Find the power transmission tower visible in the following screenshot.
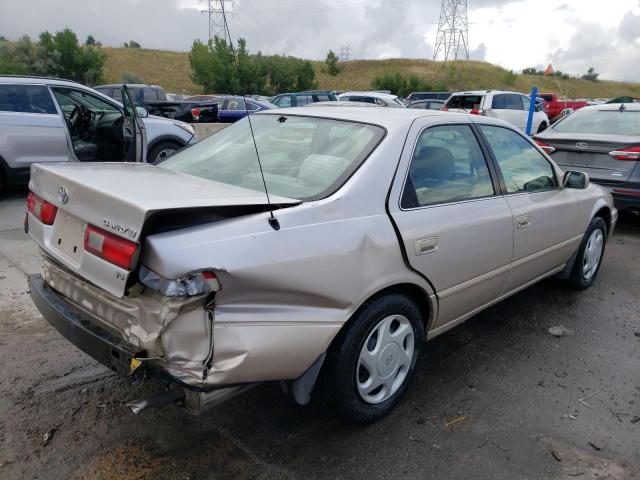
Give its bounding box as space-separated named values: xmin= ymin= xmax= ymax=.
xmin=201 ymin=1 xmax=234 ymax=45
xmin=433 ymin=0 xmax=469 ymax=61
xmin=339 ymin=45 xmax=350 ymax=62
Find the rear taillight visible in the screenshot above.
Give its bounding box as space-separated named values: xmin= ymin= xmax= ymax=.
xmin=440 ymin=106 xmax=449 ymax=111
xmin=27 ymin=192 xmax=58 ymax=225
xmin=470 ymin=108 xmax=485 ymax=115
xmin=191 ymin=107 xmax=201 ymax=121
xmin=609 ymin=146 xmax=640 ymax=161
xmin=84 ymin=225 xmax=139 ymax=270
xmin=139 ymin=265 xmax=221 ymax=296
xmin=535 ymin=139 xmax=556 ymax=154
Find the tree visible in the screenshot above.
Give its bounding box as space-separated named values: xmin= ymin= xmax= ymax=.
xmin=85 ymin=35 xmax=96 ymax=46
xmin=582 ymin=67 xmax=599 ymax=82
xmin=325 ymin=49 xmax=340 ymax=76
xmin=120 ymin=72 xmax=144 ymax=84
xmin=125 ymin=40 xmax=141 ymax=48
xmin=371 ymin=73 xmax=446 ymax=98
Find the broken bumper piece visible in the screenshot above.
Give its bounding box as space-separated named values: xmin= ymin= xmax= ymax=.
xmin=28 ymin=274 xmax=258 ymax=414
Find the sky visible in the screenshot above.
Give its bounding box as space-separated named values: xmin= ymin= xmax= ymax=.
xmin=1 ymin=0 xmax=639 ymax=81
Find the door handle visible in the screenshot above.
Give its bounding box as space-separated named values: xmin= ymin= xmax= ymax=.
xmin=414 ymin=236 xmax=438 ymax=255
xmin=516 ymin=214 xmax=531 ymax=229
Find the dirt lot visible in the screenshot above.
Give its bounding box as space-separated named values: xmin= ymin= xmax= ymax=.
xmin=1 ymin=190 xmax=639 ymax=480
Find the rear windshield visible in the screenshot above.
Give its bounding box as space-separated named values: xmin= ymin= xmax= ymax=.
xmin=159 ymin=115 xmax=385 ymax=201
xmin=552 ymin=109 xmax=640 ymax=135
xmin=447 ymin=95 xmax=484 ymax=110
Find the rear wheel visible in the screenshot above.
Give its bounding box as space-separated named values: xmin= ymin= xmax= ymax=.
xmin=322 ymin=293 xmax=424 ymax=423
xmin=568 ymin=217 xmax=607 ymax=290
xmin=148 ymin=141 xmax=181 ymax=164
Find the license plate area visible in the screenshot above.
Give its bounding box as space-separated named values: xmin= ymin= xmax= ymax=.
xmin=51 ymin=212 xmax=86 ymax=265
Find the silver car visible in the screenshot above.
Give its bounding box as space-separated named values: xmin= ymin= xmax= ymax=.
xmin=0 ymin=76 xmax=198 ymax=192
xmin=27 ymin=108 xmax=616 ymax=422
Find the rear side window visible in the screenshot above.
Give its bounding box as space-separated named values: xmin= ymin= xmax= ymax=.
xmin=447 ymin=95 xmax=484 ymax=110
xmin=296 ymin=95 xmax=314 ymax=106
xmin=315 ymin=94 xmax=331 ymax=102
xmin=506 ymin=94 xmax=523 ymax=110
xmin=0 ymin=85 xmax=57 ymax=114
xmin=402 ymin=125 xmax=494 ymax=208
xmin=479 ymin=125 xmax=557 ymax=193
xmin=552 ymin=109 xmax=640 ymax=135
xmin=491 ymin=94 xmax=507 ymax=109
xmin=143 ymin=88 xmax=157 ymax=101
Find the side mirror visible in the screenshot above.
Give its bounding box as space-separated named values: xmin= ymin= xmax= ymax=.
xmin=535 ymin=104 xmax=542 ymax=112
xmin=563 ymin=170 xmax=589 ymax=189
xmin=136 ymin=106 xmax=149 ymax=118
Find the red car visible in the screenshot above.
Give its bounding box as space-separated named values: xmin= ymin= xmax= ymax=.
xmin=539 ymin=93 xmax=589 ymax=121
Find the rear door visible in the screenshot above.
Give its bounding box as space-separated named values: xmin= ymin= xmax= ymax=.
xmin=121 ymin=86 xmax=147 ymax=162
xmin=0 ymin=83 xmax=70 ymax=177
xmin=478 ymin=124 xmax=582 ymax=292
xmin=389 ymin=120 xmax=514 ymax=330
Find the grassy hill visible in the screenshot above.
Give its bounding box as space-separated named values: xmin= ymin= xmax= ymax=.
xmin=104 ymin=47 xmax=640 ymax=99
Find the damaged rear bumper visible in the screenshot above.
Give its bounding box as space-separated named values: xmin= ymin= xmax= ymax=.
xmin=28 ymin=273 xmax=257 ymax=414
xmin=29 ymin=274 xmax=144 ymax=376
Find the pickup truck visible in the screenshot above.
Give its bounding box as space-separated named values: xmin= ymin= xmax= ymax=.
xmin=538 ymin=93 xmax=588 ymax=122
xmin=94 ymin=83 xmax=218 ymax=123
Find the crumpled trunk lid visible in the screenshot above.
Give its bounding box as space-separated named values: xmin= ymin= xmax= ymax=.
xmin=28 ymin=162 xmax=297 ymax=297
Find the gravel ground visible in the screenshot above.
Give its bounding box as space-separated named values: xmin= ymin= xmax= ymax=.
xmin=0 ymin=190 xmax=638 ymax=480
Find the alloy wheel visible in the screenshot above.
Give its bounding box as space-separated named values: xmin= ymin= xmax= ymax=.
xmin=582 ymin=228 xmax=604 ymax=280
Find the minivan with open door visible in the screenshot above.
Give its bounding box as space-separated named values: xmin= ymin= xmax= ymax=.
xmin=122 ymin=85 xmax=147 ymax=163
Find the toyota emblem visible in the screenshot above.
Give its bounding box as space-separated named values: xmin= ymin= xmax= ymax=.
xmin=58 ymin=186 xmax=69 ymax=204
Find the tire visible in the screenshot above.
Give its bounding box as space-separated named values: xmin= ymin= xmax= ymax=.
xmin=537 ymin=122 xmax=548 ymax=133
xmin=148 ymin=141 xmax=181 ymax=164
xmin=322 ymin=293 xmax=424 ymax=423
xmin=568 ymin=216 xmax=607 ymax=290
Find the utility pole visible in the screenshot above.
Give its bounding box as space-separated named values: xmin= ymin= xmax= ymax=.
xmin=201 ymin=0 xmax=234 ymax=45
xmin=339 ymin=45 xmax=350 ymax=62
xmin=433 ymin=0 xmax=469 ymax=61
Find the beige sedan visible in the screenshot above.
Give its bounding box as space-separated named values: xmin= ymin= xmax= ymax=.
xmin=27 ymin=107 xmax=616 ymax=422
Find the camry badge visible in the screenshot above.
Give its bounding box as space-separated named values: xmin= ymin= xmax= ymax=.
xmin=576 ymin=142 xmax=588 ymax=149
xmin=58 ymin=186 xmax=69 ymax=204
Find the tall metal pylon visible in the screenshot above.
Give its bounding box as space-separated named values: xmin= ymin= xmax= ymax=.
xmin=433 ymin=0 xmax=469 ymax=61
xmin=201 ymin=1 xmax=234 ymax=45
xmin=339 ymin=45 xmax=350 ymax=62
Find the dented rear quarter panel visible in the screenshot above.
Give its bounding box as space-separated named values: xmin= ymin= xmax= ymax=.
xmin=141 ymin=126 xmax=438 ymax=384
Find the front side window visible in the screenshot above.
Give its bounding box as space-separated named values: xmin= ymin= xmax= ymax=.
xmin=479 ymin=125 xmax=557 ymax=193
xmin=274 ymin=95 xmax=292 ymax=108
xmin=0 ymin=85 xmax=57 ymax=114
xmin=401 ymin=125 xmax=494 ymax=208
xmin=143 ymin=88 xmax=157 ymax=101
xmin=159 ymin=115 xmax=385 ymax=201
xmin=51 ymin=88 xmax=119 ymax=113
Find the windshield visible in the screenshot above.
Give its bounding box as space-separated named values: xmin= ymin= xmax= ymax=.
xmin=159 ymin=114 xmax=385 ymax=200
xmin=552 ymin=109 xmax=640 ymax=135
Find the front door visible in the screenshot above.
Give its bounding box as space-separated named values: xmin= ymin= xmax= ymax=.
xmin=122 ymin=86 xmax=147 ymax=162
xmin=477 ymin=124 xmax=582 ymax=291
xmin=389 ymin=121 xmax=514 ymax=331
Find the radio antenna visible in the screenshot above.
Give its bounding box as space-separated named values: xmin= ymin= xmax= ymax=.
xmin=221 ymin=1 xmax=280 ymax=231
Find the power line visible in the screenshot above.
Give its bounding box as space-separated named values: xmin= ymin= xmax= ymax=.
xmin=433 ymin=0 xmax=469 ymax=61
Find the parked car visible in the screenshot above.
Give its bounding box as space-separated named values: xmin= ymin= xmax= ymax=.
xmin=535 ymin=103 xmax=640 ymax=213
xmin=338 ymin=91 xmax=404 ymax=107
xmin=95 ymin=84 xmax=218 ymax=124
xmin=216 ymin=96 xmax=277 ymax=122
xmin=271 ymin=91 xmax=337 ymax=107
xmin=443 ymin=90 xmax=550 ymax=133
xmin=26 ymin=106 xmax=616 ymax=422
xmin=407 ymin=99 xmax=445 ymax=110
xmin=406 ymin=92 xmax=452 ymax=102
xmin=538 ymin=93 xmax=588 ymax=122
xmin=0 ymin=76 xmax=198 ymax=191
xmin=183 ymin=94 xmax=221 ymax=102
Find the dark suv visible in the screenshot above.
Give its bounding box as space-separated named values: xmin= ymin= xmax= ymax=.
xmin=271 ymin=91 xmax=337 ymax=108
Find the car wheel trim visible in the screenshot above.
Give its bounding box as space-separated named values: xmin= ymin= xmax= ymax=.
xmin=356 ymin=314 xmax=414 ymax=404
xmin=155 ymin=148 xmax=176 ymax=161
xmin=582 ymin=228 xmax=604 ymax=280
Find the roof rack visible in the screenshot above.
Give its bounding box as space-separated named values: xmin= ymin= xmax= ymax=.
xmin=0 ymin=74 xmax=81 ymax=84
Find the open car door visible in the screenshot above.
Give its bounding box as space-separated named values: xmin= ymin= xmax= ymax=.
xmin=121 ymin=85 xmax=147 ymax=162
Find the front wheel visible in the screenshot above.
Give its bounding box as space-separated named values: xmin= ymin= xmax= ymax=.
xmin=537 ymin=122 xmax=548 ymax=133
xmin=148 ymin=141 xmax=181 ymax=164
xmin=568 ymin=217 xmax=607 ymax=290
xmin=322 ymin=293 xmax=424 ymax=423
